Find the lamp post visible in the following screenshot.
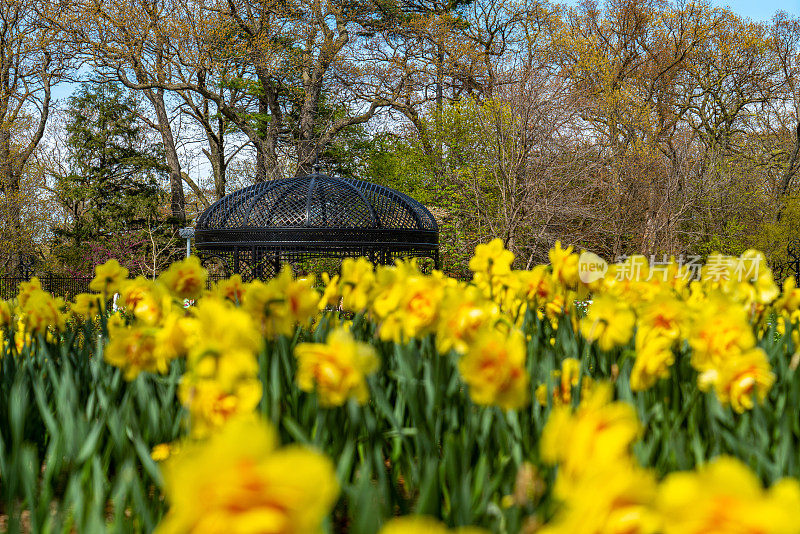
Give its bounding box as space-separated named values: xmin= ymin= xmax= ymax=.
xmin=178 ymin=227 xmax=195 ymax=258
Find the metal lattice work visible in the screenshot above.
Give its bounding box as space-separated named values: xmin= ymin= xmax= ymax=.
xmin=195 ymin=173 xmax=439 ymax=278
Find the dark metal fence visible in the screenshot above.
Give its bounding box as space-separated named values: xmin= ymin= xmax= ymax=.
xmin=0 ymin=273 xmax=238 ymax=300
xmin=0 ymin=274 xmax=93 ymax=300
xmin=0 ymin=261 xmax=462 ymax=301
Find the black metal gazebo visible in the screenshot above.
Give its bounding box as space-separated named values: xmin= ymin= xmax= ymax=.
xmin=194 ymin=172 xmax=439 ymax=278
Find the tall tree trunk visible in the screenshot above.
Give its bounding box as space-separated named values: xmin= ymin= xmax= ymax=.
xmin=435 ymin=45 xmax=444 ymax=168
xmin=0 ymin=127 xmax=21 ymax=271
xmin=0 ymin=127 xmax=13 ymax=202
xmin=295 ymin=101 xmax=319 ymax=177
xmin=295 ymin=61 xmax=324 ymax=177
xmin=255 ymin=96 xmax=268 ymax=182
xmin=254 ymin=95 xmax=282 ymax=182
xmin=295 ymin=139 xmax=316 ymax=177
xmin=0 ymin=46 xmax=50 ymax=272
xmin=206 ymin=114 xmax=226 ymax=197
xmin=198 ymin=72 xmax=227 ymax=199
xmin=255 ymin=140 xmax=267 ymax=183
xmin=214 ymin=116 xmax=226 ymax=198
xmin=147 ymin=88 xmax=185 ymax=222
xmin=777 ymin=122 xmax=800 ymax=222
xmin=780 ymin=122 xmax=800 ymax=196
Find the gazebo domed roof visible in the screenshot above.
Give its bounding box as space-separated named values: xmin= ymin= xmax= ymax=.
xmin=195 ymin=173 xmax=438 ymax=250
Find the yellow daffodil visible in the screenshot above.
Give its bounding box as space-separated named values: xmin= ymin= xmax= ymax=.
xmin=469 ymin=238 xmax=514 ymax=276
xmin=458 ymin=327 xmax=529 ymax=410
xmin=436 ymin=285 xmax=497 ymax=355
xmin=151 ymin=442 xmax=178 ymax=462
xmin=0 ymin=299 xmax=13 ymax=327
xmin=536 ymin=358 xmax=587 ymax=406
xmin=658 ymin=456 xmax=800 ymax=534
xmin=549 ymin=241 xmax=580 ymax=288
xmin=158 ymin=256 xmax=208 ymax=300
xmin=338 ymin=257 xmax=375 ymax=312
xmin=89 ymin=259 xmax=129 ymax=294
xmin=243 ymin=268 xmax=318 ymax=338
xmin=21 ymin=289 xmax=66 ymax=335
xmin=538 ymin=460 xmax=660 ymax=534
xmin=119 ymin=276 xmax=156 ymax=310
xmin=104 ymin=325 xmax=166 ymax=380
xmin=774 ymin=277 xmax=800 ymax=313
xmin=636 ymin=292 xmax=685 ymax=340
xmin=699 ymin=347 xmax=775 ymax=413
xmin=16 ymin=277 xmax=42 ymax=308
xmin=688 ymin=296 xmax=755 ymax=372
xmin=630 ymin=330 xmax=675 ymax=391
xmin=212 ymin=273 xmax=246 ymax=304
xmin=283 ymin=273 xmax=320 ymax=325
xmin=156 ymin=417 xmax=339 ymax=534
xmin=188 ymin=297 xmax=263 ymax=361
xmin=541 ymin=384 xmax=640 ymax=490
xmin=579 ymin=294 xmax=635 ymax=351
xmin=171 ymin=297 xmax=264 ymax=435
xmin=516 ymin=265 xmax=555 ymax=306
xmin=375 ymin=267 xmax=444 ymax=343
xmin=155 ymin=311 xmax=195 ymax=362
xmin=179 ymin=374 xmax=263 ymax=438
xmin=70 ymin=292 xmax=104 ymax=319
xmin=294 ymin=328 xmax=379 ymax=407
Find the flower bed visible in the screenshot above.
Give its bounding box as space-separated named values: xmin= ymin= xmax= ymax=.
xmin=2 ymin=241 xmax=800 ymax=532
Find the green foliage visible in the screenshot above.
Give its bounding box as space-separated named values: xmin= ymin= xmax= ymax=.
xmin=360 ymin=132 xmax=476 ymax=273
xmin=363 ymin=133 xmax=434 ymax=200
xmin=60 ymin=82 xmax=167 ymax=231
xmin=313 ymin=109 xmax=376 ymax=180
xmin=0 ymin=319 xmax=184 ymax=532
xmin=695 ymin=218 xmax=750 ymax=257
xmin=360 ymin=100 xmax=529 ymax=274
xmin=753 ymin=194 xmax=800 ymax=265
xmin=5 ymin=304 xmax=800 ymax=531
xmin=51 ymin=82 xmax=170 ymax=274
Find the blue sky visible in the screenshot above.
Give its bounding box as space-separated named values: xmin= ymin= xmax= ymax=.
xmin=558 ymin=0 xmax=799 ymax=20
xmin=713 ymin=0 xmax=799 ymax=20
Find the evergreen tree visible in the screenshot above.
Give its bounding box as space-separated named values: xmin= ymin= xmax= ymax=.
xmin=53 ymin=82 xmax=170 ymax=273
